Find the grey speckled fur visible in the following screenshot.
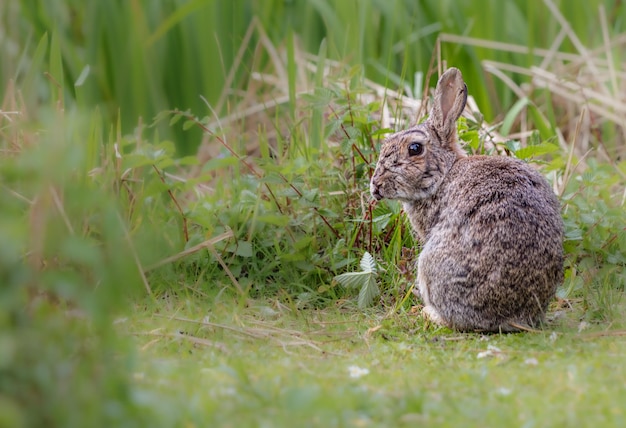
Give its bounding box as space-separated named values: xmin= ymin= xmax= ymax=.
xmin=370 ymin=68 xmax=563 ymax=332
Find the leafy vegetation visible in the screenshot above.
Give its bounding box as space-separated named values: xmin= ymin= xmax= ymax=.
xmin=1 ymin=0 xmax=625 ymax=426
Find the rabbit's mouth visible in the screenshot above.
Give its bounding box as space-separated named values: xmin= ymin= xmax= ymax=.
xmin=370 ymin=182 xmax=384 ymax=201
xmin=370 ymin=174 xmax=440 ymax=203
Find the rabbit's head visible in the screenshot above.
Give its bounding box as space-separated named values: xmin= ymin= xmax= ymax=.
xmin=370 ymin=67 xmax=468 ymax=202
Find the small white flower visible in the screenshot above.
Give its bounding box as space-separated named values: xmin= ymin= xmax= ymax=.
xmin=524 ymin=357 xmax=539 ymax=366
xmin=549 ymin=331 xmax=558 ymax=343
xmin=477 ymin=350 xmax=492 ymax=359
xmin=477 ymin=344 xmax=502 ymax=359
xmin=578 ymin=321 xmax=589 ymax=333
xmin=496 ymin=387 xmax=513 ymax=396
xmin=348 ymin=365 xmax=370 ymax=379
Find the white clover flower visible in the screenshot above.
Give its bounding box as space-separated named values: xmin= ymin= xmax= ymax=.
xmin=348 ymin=365 xmax=370 ymax=379
xmin=477 ymin=344 xmax=502 ymax=359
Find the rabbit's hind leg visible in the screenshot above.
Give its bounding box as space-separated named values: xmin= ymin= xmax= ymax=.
xmin=422 ymin=305 xmax=446 ymax=327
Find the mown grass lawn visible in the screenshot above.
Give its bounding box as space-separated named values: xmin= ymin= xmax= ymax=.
xmin=123 ymin=296 xmax=626 ymax=427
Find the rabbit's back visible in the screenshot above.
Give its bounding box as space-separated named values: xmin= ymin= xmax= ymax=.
xmin=444 ymin=155 xmax=561 ymax=231
xmin=412 ymin=155 xmax=563 ymax=331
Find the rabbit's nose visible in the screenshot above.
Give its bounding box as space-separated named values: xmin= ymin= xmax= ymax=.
xmin=370 ymin=180 xmax=383 ymax=200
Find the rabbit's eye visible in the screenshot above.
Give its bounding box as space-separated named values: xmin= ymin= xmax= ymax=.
xmin=408 ymin=142 xmax=424 ymax=157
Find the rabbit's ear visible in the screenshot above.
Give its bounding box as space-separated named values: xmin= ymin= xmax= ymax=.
xmin=429 ymin=67 xmax=468 ymax=142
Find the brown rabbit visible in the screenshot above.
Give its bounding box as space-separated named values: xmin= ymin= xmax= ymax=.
xmin=370 ymin=68 xmax=563 ymax=332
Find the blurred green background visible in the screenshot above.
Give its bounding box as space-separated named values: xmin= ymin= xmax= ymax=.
xmin=4 ymin=0 xmax=623 ymax=153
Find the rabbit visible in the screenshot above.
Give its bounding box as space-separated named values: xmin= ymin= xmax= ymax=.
xmin=370 ymin=67 xmax=563 ymax=332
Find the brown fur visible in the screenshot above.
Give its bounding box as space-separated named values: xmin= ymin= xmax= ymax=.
xmin=370 ymin=68 xmax=563 ymax=332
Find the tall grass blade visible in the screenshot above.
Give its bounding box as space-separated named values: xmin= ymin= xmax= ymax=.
xmin=49 ymin=31 xmax=63 ymax=106
xmin=21 ymin=32 xmax=48 ymax=107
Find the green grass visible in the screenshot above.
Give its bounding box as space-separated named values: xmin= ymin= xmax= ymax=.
xmin=1 ymin=1 xmax=626 ymax=426
xmin=123 ymin=295 xmax=626 ymax=427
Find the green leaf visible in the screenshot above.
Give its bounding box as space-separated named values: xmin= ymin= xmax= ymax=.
xmin=152 ymin=110 xmax=172 ymax=126
xmin=301 ymin=87 xmax=336 ymax=109
xmin=501 ymin=97 xmax=529 ymax=137
xmin=372 ymin=212 xmax=393 ymax=232
xmin=75 ymin=65 xmax=91 ymax=87
xmin=146 ymin=0 xmax=205 ymax=46
xmin=202 ymin=156 xmax=240 ymax=172
xmin=256 ymin=214 xmax=290 ymax=227
xmin=333 ymin=252 xmax=379 ymax=308
xmin=505 ymin=140 xmax=521 ymax=153
xmin=460 ymin=130 xmax=480 ymax=151
xmin=371 ymin=128 xmax=394 ymax=138
xmin=324 ymin=119 xmax=343 ymax=139
xmin=233 ymin=241 xmax=253 ymax=258
xmin=294 ymin=236 xmax=314 ymax=251
xmin=182 ymin=120 xmax=196 ymax=131
xmin=359 ymin=251 xmax=376 ymax=273
xmin=358 ymin=275 xmax=380 ymax=308
xmin=514 ymin=142 xmax=560 ymax=160
xmin=176 ymin=155 xmax=199 ymax=166
xmin=334 ymin=271 xmax=373 ymax=289
xmin=169 ymin=113 xmax=184 ymax=127
xmin=527 ymin=103 xmax=555 ymax=141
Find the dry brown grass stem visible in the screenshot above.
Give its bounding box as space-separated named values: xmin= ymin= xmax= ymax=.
xmin=133 ymin=331 xmax=229 ymax=353
xmin=152 ymin=164 xmax=189 ymax=242
xmin=532 ymin=67 xmax=626 ymax=117
xmin=559 ymin=109 xmax=586 ymax=196
xmin=214 ymin=17 xmax=259 ymax=115
xmin=439 ymin=33 xmax=585 ymax=63
xmin=117 ymin=211 xmax=153 ymax=297
xmin=599 ymin=5 xmax=619 ymax=97
xmin=441 ymin=4 xmax=626 ymax=159
xmin=144 ymin=229 xmax=244 ymax=296
xmin=579 ymin=330 xmax=626 ymax=339
xmin=145 ymin=230 xmax=234 ymax=272
xmin=49 ymin=186 xmax=74 ymax=235
xmin=153 ymin=313 xmax=353 ymax=354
